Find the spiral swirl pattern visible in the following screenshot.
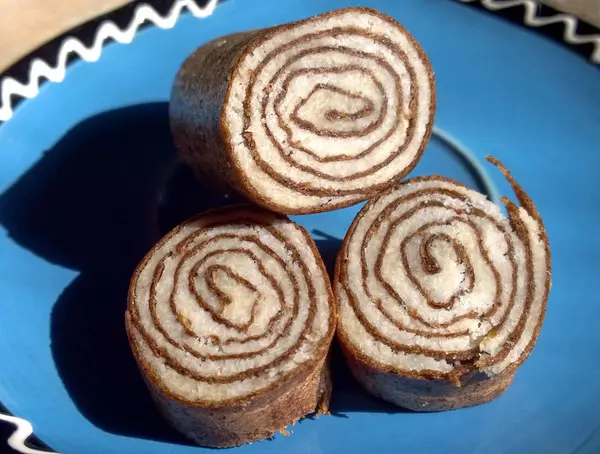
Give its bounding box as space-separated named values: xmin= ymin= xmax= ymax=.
xmin=221 ymin=7 xmax=435 ymax=213
xmin=126 ymin=206 xmax=335 ymax=404
xmin=336 ymin=157 xmax=551 ymax=382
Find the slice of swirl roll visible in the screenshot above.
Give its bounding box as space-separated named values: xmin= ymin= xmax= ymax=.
xmin=335 ymin=157 xmax=551 ymax=411
xmin=125 ymin=206 xmax=336 ymax=447
xmin=170 ymin=7 xmax=435 ymax=214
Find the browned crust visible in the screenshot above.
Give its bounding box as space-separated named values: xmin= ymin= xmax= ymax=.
xmin=125 ymin=204 xmax=336 ymax=446
xmin=140 ymin=352 xmax=332 ymax=448
xmin=334 ymin=157 xmax=551 ymax=409
xmin=170 ymin=7 xmax=436 ymax=214
xmin=344 ymin=350 xmax=515 ymax=412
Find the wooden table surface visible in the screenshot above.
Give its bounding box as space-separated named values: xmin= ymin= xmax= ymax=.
xmin=0 ymin=0 xmax=129 ymax=74
xmin=0 ymin=0 xmax=598 ymax=76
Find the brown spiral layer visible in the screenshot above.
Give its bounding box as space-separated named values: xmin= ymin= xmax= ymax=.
xmin=335 ymin=157 xmax=551 ymax=387
xmin=126 ymin=206 xmax=335 ymax=406
xmin=170 ymin=7 xmax=435 ymax=214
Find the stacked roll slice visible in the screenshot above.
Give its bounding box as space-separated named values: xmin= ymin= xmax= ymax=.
xmin=126 ymin=206 xmax=336 ymax=447
xmin=170 ymin=7 xmax=435 ymax=214
xmin=335 ymin=157 xmax=551 ymax=411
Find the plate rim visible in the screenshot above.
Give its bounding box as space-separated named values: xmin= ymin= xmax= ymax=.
xmin=0 ymin=0 xmax=598 ymax=452
xmin=0 ymin=0 xmax=599 ymax=123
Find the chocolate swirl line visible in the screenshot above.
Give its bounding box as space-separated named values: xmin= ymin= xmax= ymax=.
xmin=335 ymin=156 xmax=551 ymax=383
xmin=213 ymin=7 xmax=436 ymax=213
xmin=126 ymin=206 xmax=335 ymax=405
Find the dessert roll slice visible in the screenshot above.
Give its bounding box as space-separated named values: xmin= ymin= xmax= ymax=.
xmin=126 ymin=205 xmax=336 ymax=447
xmin=170 ymin=7 xmax=435 ymax=214
xmin=335 ymin=157 xmax=551 ymax=411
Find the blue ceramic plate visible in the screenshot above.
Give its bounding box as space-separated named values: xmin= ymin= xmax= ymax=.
xmin=1 ymin=0 xmax=599 ymax=453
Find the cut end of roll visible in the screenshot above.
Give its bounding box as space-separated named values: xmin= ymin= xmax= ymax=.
xmin=171 ymin=7 xmax=435 ymax=214
xmin=335 ymin=156 xmax=551 ymax=410
xmin=126 ymin=205 xmax=336 ymax=446
xmin=224 ymin=7 xmax=436 ymax=213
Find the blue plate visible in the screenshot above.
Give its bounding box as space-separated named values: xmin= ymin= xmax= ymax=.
xmin=1 ymin=0 xmax=599 ymax=453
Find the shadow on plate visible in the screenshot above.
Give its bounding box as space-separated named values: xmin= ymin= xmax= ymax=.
xmin=0 ymin=102 xmax=231 ymax=447
xmin=0 ymin=102 xmax=406 ymax=446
